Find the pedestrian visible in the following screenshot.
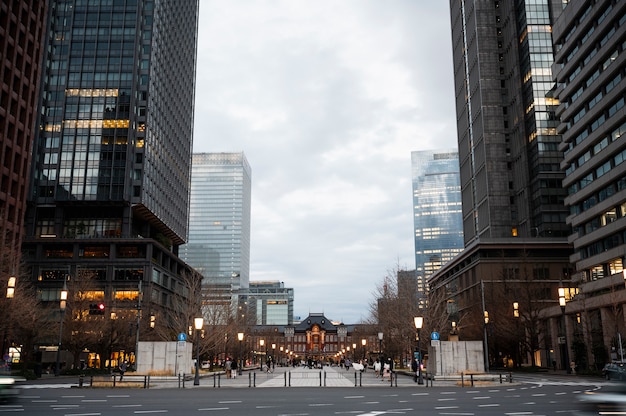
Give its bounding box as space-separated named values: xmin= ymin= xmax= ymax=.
xmin=231 ymin=358 xmax=238 ymax=378
xmin=382 ymin=360 xmax=391 ymax=381
xmin=570 ymin=360 xmax=576 ymax=375
xmin=411 ymin=358 xmax=418 ymax=382
xmin=225 ymin=358 xmax=231 ymax=378
xmin=119 ymin=361 xmax=127 ymax=381
xmin=374 ymin=359 xmax=381 ymax=377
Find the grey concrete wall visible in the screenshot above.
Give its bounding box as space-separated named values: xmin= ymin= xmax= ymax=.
xmin=137 ymin=341 xmax=194 ymax=375
xmin=427 ymin=341 xmax=485 ymax=376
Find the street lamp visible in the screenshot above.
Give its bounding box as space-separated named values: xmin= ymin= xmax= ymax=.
xmin=378 ymin=332 xmax=383 ymax=359
xmin=558 ymin=288 xmax=571 ymax=374
xmin=55 ymin=281 xmax=68 ymax=376
xmin=352 ymin=343 xmax=356 ymax=361
xmin=259 ymin=339 xmax=265 ymax=367
xmin=414 ymin=316 xmax=424 ymax=385
xmin=271 ymin=343 xmax=276 ymax=367
xmin=361 ymin=339 xmax=366 ymax=360
xmin=237 ymin=332 xmax=244 ymax=375
xmin=193 ymin=317 xmax=204 ymax=386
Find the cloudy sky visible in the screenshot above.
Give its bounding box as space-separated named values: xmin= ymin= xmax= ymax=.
xmin=193 ymin=1 xmax=458 ymax=324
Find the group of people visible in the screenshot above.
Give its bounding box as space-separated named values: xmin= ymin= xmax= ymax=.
xmin=373 ymin=358 xmax=393 ymax=381
xmin=223 ymin=357 xmax=239 ymax=378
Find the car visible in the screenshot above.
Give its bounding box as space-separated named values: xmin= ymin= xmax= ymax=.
xmin=576 ymin=384 xmax=626 ymax=415
xmin=603 ymin=362 xmax=626 ymax=380
xmin=0 ymin=376 xmax=20 ymax=402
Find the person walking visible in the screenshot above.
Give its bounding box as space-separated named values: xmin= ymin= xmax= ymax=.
xmin=374 ymin=359 xmax=381 ymax=378
xmin=119 ymin=361 xmax=127 ymax=381
xmin=230 ymin=358 xmax=238 ymax=378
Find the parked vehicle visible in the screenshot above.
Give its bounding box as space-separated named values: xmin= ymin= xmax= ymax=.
xmin=603 ymin=362 xmax=626 ymax=380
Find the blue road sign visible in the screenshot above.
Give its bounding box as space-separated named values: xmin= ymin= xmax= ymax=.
xmin=177 ymin=333 xmax=187 ymax=342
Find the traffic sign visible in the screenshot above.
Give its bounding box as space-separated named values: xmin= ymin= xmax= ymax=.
xmin=177 ymin=333 xmax=187 ymax=342
xmin=431 ymin=331 xmax=440 ymax=340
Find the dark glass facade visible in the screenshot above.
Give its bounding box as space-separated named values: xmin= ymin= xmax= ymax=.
xmin=22 ymin=0 xmax=199 ymax=364
xmin=450 ymin=0 xmax=568 ymax=243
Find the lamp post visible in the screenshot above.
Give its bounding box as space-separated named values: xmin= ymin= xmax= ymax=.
xmin=352 ymin=343 xmax=356 ymax=361
xmin=414 ymin=316 xmax=424 ymax=385
xmin=55 ymin=281 xmax=68 ymax=376
xmin=558 ymin=288 xmax=571 ymax=374
xmin=271 ymin=343 xmax=276 ymax=368
xmin=378 ymin=332 xmax=383 ymax=359
xmin=237 ymin=332 xmax=244 ymax=375
xmin=513 ymin=301 xmax=520 ymax=367
xmin=193 ymin=317 xmax=204 ymax=386
xmin=361 ymin=339 xmax=366 ymax=361
xmin=259 ymin=339 xmax=264 ymax=367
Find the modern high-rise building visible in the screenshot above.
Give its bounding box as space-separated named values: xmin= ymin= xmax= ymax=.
xmin=411 ymin=149 xmax=463 ymax=303
xmin=427 ymin=1 xmax=573 ymax=370
xmin=22 ymin=0 xmax=200 ymax=367
xmin=182 ymin=152 xmax=251 ymax=322
xmin=539 ymin=0 xmax=626 ymax=368
xmin=243 ymin=281 xmax=293 ymax=326
xmin=452 ymin=0 xmax=569 ymax=243
xmin=0 ymin=0 xmax=47 ymax=280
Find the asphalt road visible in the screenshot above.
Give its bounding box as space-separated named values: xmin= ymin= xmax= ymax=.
xmin=10 ymin=376 xmax=602 ymax=415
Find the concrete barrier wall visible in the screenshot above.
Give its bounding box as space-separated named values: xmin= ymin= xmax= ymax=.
xmin=427 ymin=341 xmax=484 ymax=376
xmin=137 ymin=341 xmax=193 ymax=375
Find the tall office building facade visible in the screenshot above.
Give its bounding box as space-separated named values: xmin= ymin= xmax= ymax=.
xmin=452 ymin=0 xmax=569 ymax=244
xmin=411 ymin=149 xmax=463 ymax=300
xmin=427 ymin=1 xmax=574 ymax=369
xmin=22 ymin=0 xmax=199 ymax=365
xmin=542 ymin=0 xmax=626 ymax=367
xmin=244 ymin=281 xmax=293 ymax=326
xmin=182 ymin=152 xmax=251 ymax=321
xmin=0 ymin=1 xmax=47 ymax=280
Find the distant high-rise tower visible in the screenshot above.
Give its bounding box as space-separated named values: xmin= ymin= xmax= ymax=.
xmin=0 ymin=0 xmax=47 ymax=280
xmin=411 ymin=150 xmax=463 ymax=291
xmin=451 ymin=0 xmax=569 ymax=245
xmin=23 ymin=0 xmax=200 ymax=359
xmin=182 ymin=152 xmax=251 ymax=321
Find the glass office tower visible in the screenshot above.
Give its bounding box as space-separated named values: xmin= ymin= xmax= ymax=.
xmin=22 ymin=0 xmax=199 ymax=363
xmin=411 ymin=150 xmax=463 ymax=305
xmin=451 ymin=0 xmax=568 ymax=244
xmin=182 ymin=152 xmax=251 ymax=322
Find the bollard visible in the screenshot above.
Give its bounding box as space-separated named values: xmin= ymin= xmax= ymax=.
xmin=354 ymin=371 xmax=357 ymax=387
xmin=461 ymin=372 xmax=464 ymax=387
xmin=113 ymin=374 xmax=117 ymax=387
xmin=288 ymin=371 xmax=291 ymax=387
xmin=470 ymin=374 xmax=474 ymax=387
xmin=509 ymin=372 xmax=512 ymax=383
xmin=359 ymin=372 xmax=362 ymax=387
xmin=145 ymin=375 xmax=149 ymax=389
xmin=284 ymin=371 xmax=287 ymax=387
xmin=178 ymin=373 xmax=182 ymax=389
xmin=319 ymin=371 xmax=322 ymax=387
xmin=499 ymin=373 xmax=503 ymax=383
xmin=79 ymin=375 xmax=84 ymax=388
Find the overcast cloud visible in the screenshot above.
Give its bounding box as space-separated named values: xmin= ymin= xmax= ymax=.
xmin=193 ymin=1 xmax=457 ymax=324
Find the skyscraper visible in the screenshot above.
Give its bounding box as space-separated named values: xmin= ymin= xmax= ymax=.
xmin=427 ymin=1 xmax=573 ymax=369
xmin=182 ymin=152 xmax=251 ymax=321
xmin=22 ymin=0 xmax=200 ymax=364
xmin=451 ymin=0 xmax=569 ymax=244
xmin=411 ymin=150 xmax=463 ymax=298
xmin=542 ymin=0 xmax=626 ymax=367
xmin=0 ymin=0 xmax=47 ymax=280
